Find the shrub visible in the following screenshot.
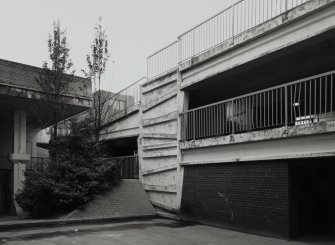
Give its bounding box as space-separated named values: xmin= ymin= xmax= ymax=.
xmin=15 ymin=134 xmax=120 ymax=217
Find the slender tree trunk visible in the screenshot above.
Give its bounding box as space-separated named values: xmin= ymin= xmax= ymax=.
xmin=97 ymin=74 xmax=101 ymax=142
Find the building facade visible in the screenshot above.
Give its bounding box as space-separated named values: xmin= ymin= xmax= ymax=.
xmin=1 ymin=0 xmax=335 ymax=240
xmin=137 ymin=0 xmax=335 ymax=239
xmin=0 ymin=59 xmax=91 ymax=215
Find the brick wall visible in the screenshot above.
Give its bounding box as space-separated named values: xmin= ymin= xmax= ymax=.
xmin=181 ymin=161 xmax=290 ymax=238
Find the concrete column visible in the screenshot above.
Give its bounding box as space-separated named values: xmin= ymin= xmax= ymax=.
xmin=9 ymin=110 xmax=30 ymax=216
xmin=175 ymin=70 xmax=190 ymax=212
xmin=138 ymin=84 xmax=145 ymax=185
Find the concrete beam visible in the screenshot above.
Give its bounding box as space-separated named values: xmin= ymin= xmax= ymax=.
xmin=142 ymin=164 xmax=177 ymax=176
xmin=181 ymin=0 xmax=335 ymax=89
xmin=99 ymin=128 xmax=139 ymax=141
xmin=143 ymin=184 xmax=177 ymax=193
xmin=181 ymin=132 xmax=335 ymax=165
xmin=142 ymin=142 xmax=177 ymax=151
xmin=142 ymin=90 xmax=177 ymax=112
xmin=0 ymin=83 xmax=91 ymax=108
xmin=180 ymin=121 xmax=335 ymax=150
xmin=142 ymin=133 xmax=177 ymax=139
xmin=142 ymin=150 xmax=178 ymax=159
xmin=142 ymin=112 xmax=178 ymax=127
xmin=142 ymin=72 xmax=177 ymax=94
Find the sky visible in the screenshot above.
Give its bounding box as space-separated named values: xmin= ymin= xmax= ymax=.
xmin=0 ymin=0 xmax=236 ymax=92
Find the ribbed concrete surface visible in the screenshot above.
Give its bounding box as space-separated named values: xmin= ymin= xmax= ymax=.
xmin=67 ymin=179 xmax=156 ymax=219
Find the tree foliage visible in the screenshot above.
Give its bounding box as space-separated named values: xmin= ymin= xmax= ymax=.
xmin=83 ymin=17 xmax=111 ymax=141
xmin=35 ymin=20 xmax=75 ymax=139
xmin=15 ymin=123 xmax=120 ymax=217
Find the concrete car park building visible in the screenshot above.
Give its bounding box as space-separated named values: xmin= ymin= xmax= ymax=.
xmin=136 ymin=0 xmax=335 ymax=239
xmin=80 ymin=0 xmax=335 ymax=239
xmin=1 ymin=0 xmax=335 ymax=241
xmin=70 ymin=0 xmax=334 ymax=239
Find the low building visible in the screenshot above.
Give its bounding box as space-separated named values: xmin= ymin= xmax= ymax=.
xmin=0 ymin=59 xmax=91 ymax=215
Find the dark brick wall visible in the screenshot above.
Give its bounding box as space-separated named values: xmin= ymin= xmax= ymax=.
xmin=181 ymin=161 xmax=290 ymax=238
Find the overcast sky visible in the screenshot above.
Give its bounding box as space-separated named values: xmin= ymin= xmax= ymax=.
xmin=0 ymin=0 xmax=236 ymax=92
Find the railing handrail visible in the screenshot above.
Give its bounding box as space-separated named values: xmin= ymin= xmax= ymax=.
xmin=177 ymin=1 xmax=241 ymax=38
xmin=148 ymin=0 xmax=312 ymax=79
xmin=147 ymin=40 xmax=178 ymax=59
xmin=54 ymin=77 xmax=146 ymax=127
xmin=181 ymin=69 xmax=335 ymax=115
xmin=106 ymin=76 xmax=147 ymax=103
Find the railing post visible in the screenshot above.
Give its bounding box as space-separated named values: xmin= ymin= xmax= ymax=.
xmin=232 ymin=100 xmax=235 ymax=134
xmin=285 ymin=0 xmax=288 ymax=12
xmin=193 ymin=111 xmax=196 ymax=140
xmin=285 ymin=86 xmax=288 ymax=127
xmin=181 ymin=114 xmax=184 ymax=141
xmin=232 ymin=4 xmax=235 ymax=37
xmin=178 ymin=37 xmax=182 ymax=63
xmin=182 ymin=114 xmax=186 ymax=141
xmin=192 ymin=28 xmax=195 ymax=58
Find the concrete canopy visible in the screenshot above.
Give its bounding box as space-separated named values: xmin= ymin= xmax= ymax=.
xmin=0 ymin=58 xmax=92 ymax=129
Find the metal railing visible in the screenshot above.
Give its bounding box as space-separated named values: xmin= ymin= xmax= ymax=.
xmin=105 ymin=155 xmax=139 ymax=179
xmin=179 ymin=0 xmax=308 ymax=62
xmin=181 ymin=70 xmax=335 ymax=141
xmin=148 ymin=0 xmax=310 ymax=79
xmin=53 ymin=77 xmax=147 ymax=135
xmin=105 ymin=77 xmax=147 ymax=120
xmin=147 ymin=41 xmax=179 ymax=80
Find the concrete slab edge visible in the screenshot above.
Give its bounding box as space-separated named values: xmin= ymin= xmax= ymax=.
xmin=0 ymin=214 xmax=158 ymax=232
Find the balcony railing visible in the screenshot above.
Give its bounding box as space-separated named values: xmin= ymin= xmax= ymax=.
xmin=180 ymin=70 xmax=335 ymax=141
xmin=148 ymin=0 xmax=310 ymax=79
xmin=105 ymin=155 xmax=139 ymax=179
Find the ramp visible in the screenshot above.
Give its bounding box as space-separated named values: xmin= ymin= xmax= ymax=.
xmin=67 ymin=179 xmax=156 ymax=220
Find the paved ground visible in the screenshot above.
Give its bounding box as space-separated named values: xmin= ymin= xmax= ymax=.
xmin=2 ymin=218 xmax=335 ymax=245
xmin=67 ymin=179 xmax=156 ymax=220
